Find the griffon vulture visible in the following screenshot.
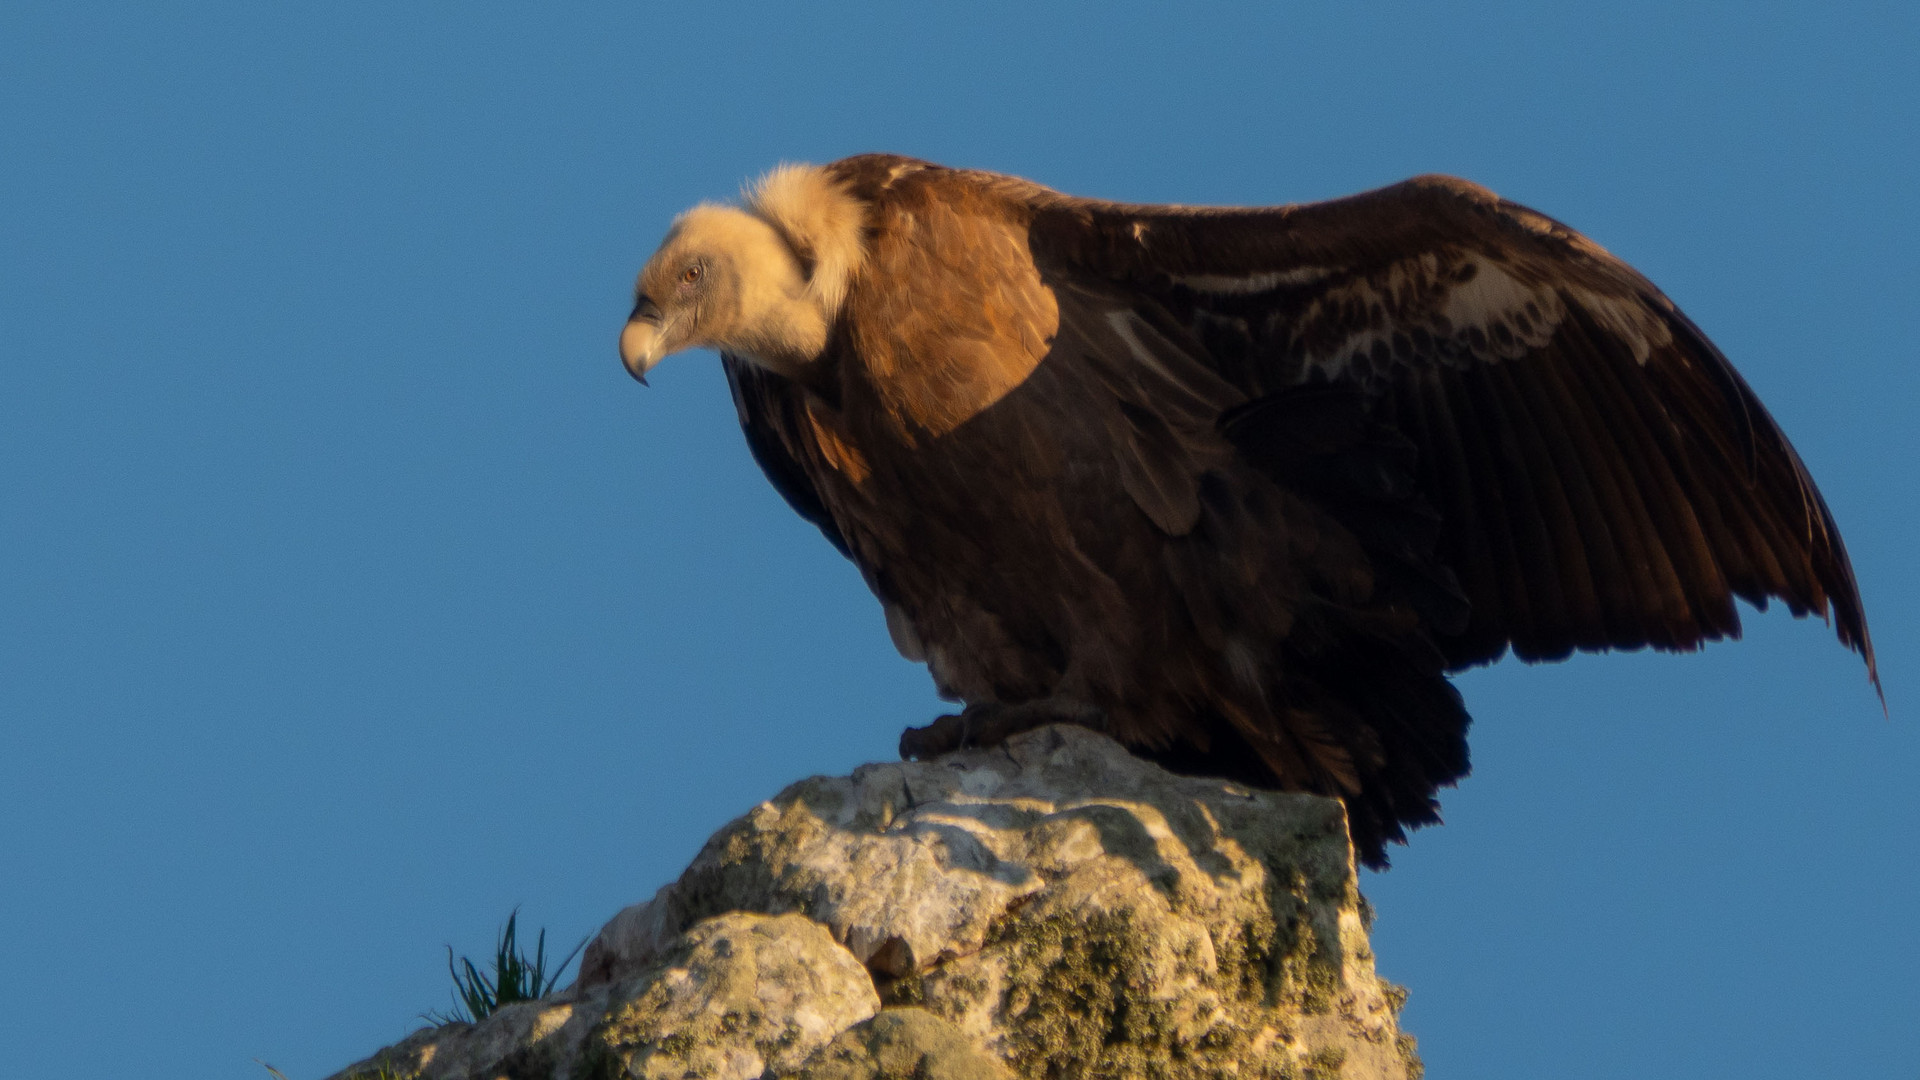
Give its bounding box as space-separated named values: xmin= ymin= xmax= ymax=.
xmin=619 ymin=155 xmax=1876 ymax=866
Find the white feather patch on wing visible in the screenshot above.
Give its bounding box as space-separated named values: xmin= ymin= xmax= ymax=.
xmin=1289 ymin=251 xmax=1670 ymax=378
xmin=1173 ymin=267 xmax=1332 ymax=294
xmin=1105 ymin=310 xmax=1183 ymax=384
xmin=1565 ymin=285 xmax=1674 ymax=364
xmin=1437 ymin=256 xmax=1564 ymax=354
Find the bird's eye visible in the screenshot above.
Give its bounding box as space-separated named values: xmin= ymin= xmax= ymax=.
xmin=682 ymin=265 xmax=702 ymax=284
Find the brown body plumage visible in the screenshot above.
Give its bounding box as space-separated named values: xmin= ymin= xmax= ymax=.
xmin=620 ymin=155 xmax=1876 ymax=866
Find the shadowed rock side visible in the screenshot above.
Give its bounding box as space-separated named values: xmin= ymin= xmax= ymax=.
xmin=328 ymin=726 xmax=1421 ymax=1080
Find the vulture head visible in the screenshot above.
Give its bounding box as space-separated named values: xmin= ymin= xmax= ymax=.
xmin=620 ymin=165 xmax=867 ymax=383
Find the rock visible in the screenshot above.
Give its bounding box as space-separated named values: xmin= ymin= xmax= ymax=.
xmin=589 ymin=912 xmax=882 ymax=1080
xmin=328 ymin=725 xmax=1421 ymax=1080
xmin=335 ymin=912 xmax=878 ymax=1080
xmin=787 ymin=1009 xmax=1014 ymax=1080
xmin=591 ymin=907 xmax=883 ymax=1076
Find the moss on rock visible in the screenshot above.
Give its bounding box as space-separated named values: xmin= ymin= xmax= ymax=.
xmin=787 ymin=1008 xmax=1014 ymax=1080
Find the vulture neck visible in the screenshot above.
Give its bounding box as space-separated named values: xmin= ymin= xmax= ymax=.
xmin=745 ymin=164 xmax=868 ymax=342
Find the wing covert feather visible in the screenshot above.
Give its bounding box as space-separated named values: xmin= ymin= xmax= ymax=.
xmin=722 ymin=356 xmax=853 ymax=560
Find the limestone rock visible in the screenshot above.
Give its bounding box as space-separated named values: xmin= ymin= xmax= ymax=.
xmin=328 ymin=725 xmax=1421 ymax=1080
xmin=335 ymin=912 xmax=878 ymax=1080
xmin=786 ymin=1008 xmax=1014 ymax=1080
xmin=590 ymin=912 xmax=881 ymax=1079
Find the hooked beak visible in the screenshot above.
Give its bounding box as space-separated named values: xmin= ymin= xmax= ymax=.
xmin=619 ymin=296 xmax=666 ymax=385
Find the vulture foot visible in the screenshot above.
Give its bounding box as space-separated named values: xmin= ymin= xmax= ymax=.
xmin=898 ymin=699 xmax=1106 ymax=761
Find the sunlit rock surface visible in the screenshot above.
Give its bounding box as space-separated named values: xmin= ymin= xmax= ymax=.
xmin=328 ymin=725 xmax=1420 ymax=1080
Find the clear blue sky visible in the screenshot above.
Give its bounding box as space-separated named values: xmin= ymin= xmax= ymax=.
xmin=2 ymin=3 xmax=1914 ymax=1078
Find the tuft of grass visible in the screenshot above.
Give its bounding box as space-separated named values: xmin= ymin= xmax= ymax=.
xmin=427 ymin=908 xmax=587 ymax=1026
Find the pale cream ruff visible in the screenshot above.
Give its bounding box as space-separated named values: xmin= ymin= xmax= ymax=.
xmin=746 ymin=163 xmax=869 ymax=319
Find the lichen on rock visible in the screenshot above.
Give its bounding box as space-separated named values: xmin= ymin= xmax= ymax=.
xmin=327 ymin=725 xmax=1419 ymax=1080
xmin=786 ymin=1008 xmax=1013 ymax=1080
xmin=586 ymin=912 xmax=880 ymax=1080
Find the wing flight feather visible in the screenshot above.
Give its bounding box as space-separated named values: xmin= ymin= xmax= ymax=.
xmin=1028 ymin=176 xmax=1877 ymax=687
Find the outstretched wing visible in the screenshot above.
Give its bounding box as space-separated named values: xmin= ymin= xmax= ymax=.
xmin=1028 ymin=174 xmax=1878 ymax=688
